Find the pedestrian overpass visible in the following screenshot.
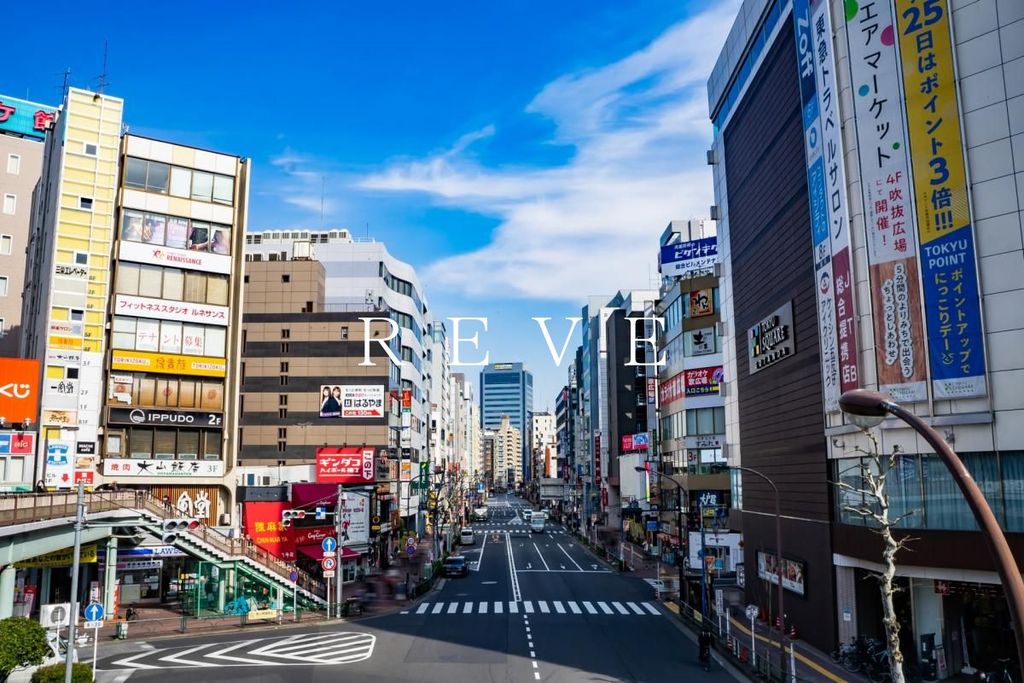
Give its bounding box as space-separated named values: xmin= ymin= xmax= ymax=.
xmin=0 ymin=490 xmax=327 ymax=619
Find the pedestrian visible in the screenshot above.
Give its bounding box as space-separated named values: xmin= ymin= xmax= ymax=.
xmin=699 ymin=627 xmax=712 ymax=671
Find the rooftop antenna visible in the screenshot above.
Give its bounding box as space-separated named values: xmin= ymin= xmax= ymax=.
xmin=97 ymin=41 xmax=109 ymax=94
xmin=320 ymin=175 xmax=325 ymax=229
xmin=57 ymin=68 xmax=71 ymax=101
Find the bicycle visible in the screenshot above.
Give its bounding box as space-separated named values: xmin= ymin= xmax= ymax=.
xmin=223 ymin=596 xmax=252 ymax=615
xmin=831 ymin=637 xmax=860 ymax=672
xmin=980 ymin=658 xmax=1016 ymax=683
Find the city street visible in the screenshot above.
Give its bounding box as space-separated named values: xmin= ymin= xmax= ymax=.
xmin=93 ymin=494 xmax=731 ymax=683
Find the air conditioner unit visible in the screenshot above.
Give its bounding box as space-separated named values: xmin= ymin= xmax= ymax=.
xmin=706 ymin=149 xmax=717 ymax=165
xmin=716 ymin=321 xmax=726 ymax=337
xmin=219 ymin=512 xmax=232 ymax=526
xmin=40 ymin=603 xmax=73 ymax=629
xmin=709 ymin=205 xmax=721 ymax=220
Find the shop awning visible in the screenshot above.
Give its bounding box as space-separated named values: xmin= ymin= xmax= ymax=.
xmin=297 ymin=545 xmax=363 ymax=561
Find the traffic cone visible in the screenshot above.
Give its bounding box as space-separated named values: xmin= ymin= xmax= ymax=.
xmin=775 ymin=615 xmax=782 ymax=630
xmin=789 ymin=623 xmax=797 ymax=640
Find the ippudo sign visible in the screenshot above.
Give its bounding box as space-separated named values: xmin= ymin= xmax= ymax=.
xmin=316 ymin=446 xmax=376 ymax=484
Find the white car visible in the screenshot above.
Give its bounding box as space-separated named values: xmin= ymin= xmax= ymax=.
xmin=460 ymin=528 xmax=475 ymax=545
xmin=522 ymin=510 xmax=532 ymax=522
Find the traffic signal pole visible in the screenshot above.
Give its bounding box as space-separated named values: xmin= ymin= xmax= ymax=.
xmin=335 ymin=484 xmax=343 ymax=619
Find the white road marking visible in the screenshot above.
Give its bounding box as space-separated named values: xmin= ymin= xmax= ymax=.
xmin=557 ymin=543 xmax=584 ymax=571
xmin=597 ymin=602 xmax=614 ymax=614
xmin=158 ymin=644 xmax=216 ymax=667
xmin=538 ymin=601 xmax=550 ymax=613
xmin=494 ymin=601 xmax=504 ymax=613
xmin=509 ymin=601 xmax=519 ymax=613
xmin=524 ymin=601 xmax=535 ymax=613
xmin=506 ymin=527 xmax=522 ymax=602
xmin=479 ymin=601 xmax=488 ymax=613
xmin=431 ymin=603 xmax=444 ymax=614
xmin=612 ymin=602 xmax=630 ymax=615
xmin=532 ymin=542 xmax=551 ymax=570
xmin=447 ymin=603 xmax=459 ymax=614
xmin=568 ymin=601 xmax=582 ymax=614
xmin=463 ymin=602 xmax=473 ymax=613
xmin=553 ymin=601 xmax=566 ymax=614
xmin=583 ymin=601 xmax=598 ymax=614
xmin=642 ymin=602 xmax=661 ymax=615
xmin=416 ymin=603 xmax=430 ymax=614
xmin=627 ymin=602 xmax=645 ymax=615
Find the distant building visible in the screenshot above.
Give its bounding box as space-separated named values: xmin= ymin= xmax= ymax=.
xmin=479 ymin=362 xmax=533 ymax=480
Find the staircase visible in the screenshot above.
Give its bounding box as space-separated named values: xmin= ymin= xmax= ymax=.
xmin=0 ymin=490 xmax=327 ymax=605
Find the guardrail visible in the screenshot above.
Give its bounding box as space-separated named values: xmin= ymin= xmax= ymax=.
xmin=0 ymin=490 xmax=326 ymax=599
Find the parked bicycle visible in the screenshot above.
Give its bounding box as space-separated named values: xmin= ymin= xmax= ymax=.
xmin=830 ymin=637 xmax=860 ymax=672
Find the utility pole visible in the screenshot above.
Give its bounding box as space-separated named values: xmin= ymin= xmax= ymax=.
xmin=335 ymin=484 xmax=343 ymax=619
xmin=65 ymin=480 xmax=85 ymax=683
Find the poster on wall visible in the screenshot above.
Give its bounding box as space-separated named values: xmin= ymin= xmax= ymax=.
xmin=319 ymin=385 xmax=385 ymax=419
xmin=44 ymin=441 xmax=74 ymax=489
xmin=684 ymin=367 xmax=724 ymax=396
xmin=339 ymin=491 xmax=370 ymax=546
xmin=660 ymin=237 xmax=718 ymax=278
xmin=843 ymin=0 xmax=928 ymax=404
xmin=243 ymin=502 xmax=295 ymax=562
xmin=757 ymin=550 xmax=806 ymax=596
xmin=895 ymin=0 xmax=987 ymax=399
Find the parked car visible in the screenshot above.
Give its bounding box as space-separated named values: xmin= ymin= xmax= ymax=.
xmin=443 ymin=556 xmax=469 ymax=577
xmin=460 ymin=528 xmax=475 ymax=545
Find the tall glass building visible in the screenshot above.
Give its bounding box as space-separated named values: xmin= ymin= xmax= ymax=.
xmin=479 ymin=362 xmax=532 ymax=481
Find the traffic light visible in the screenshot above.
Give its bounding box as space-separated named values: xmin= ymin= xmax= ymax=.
xmin=281 ymin=509 xmax=307 ymax=528
xmin=161 ymin=518 xmax=201 ymax=543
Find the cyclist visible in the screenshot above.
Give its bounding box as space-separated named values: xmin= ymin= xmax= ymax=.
xmin=699 ymin=627 xmax=713 ymax=671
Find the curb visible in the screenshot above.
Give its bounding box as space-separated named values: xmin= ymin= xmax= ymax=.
xmin=658 ymin=601 xmax=750 ymax=683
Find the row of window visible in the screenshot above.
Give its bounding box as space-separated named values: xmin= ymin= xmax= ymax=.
xmin=109 ymin=372 xmax=225 ymax=410
xmin=244 ymin=230 xmax=346 ymax=244
xmin=109 ymin=427 xmax=223 ymax=460
xmin=111 ymin=315 xmax=227 ymax=357
xmin=659 ymin=407 xmax=726 ymax=439
xmin=124 ymin=157 xmax=234 ymax=205
xmin=115 ymin=262 xmax=230 ymax=306
xmin=121 ymin=209 xmax=232 ymax=254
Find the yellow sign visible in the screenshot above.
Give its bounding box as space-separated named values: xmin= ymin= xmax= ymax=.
xmin=896 ymin=0 xmax=968 ymax=245
xmin=16 ymin=544 xmax=98 ymax=568
xmin=247 ymin=609 xmax=278 ymax=621
xmin=111 ymin=350 xmax=226 ymax=378
xmin=48 ymin=336 xmax=81 ymax=350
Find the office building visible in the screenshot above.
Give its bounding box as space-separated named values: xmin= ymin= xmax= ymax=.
xmin=710 ymin=0 xmax=1024 ymax=668
xmin=479 ymin=362 xmax=533 ymax=480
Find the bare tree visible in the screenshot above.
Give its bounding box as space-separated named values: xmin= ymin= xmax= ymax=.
xmin=834 ymin=433 xmax=916 ymax=683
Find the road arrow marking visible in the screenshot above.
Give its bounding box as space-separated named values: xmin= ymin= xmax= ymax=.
xmin=158 ymin=644 xmax=216 ymax=667
xmin=111 ymin=651 xmax=160 ymax=670
xmin=203 ymin=639 xmax=263 ymax=665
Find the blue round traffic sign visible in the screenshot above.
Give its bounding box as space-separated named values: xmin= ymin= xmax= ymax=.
xmin=407 ymin=546 xmax=416 ymax=557
xmin=289 ymin=571 xmax=298 ymax=583
xmin=321 ymin=537 xmax=337 ymax=553
xmin=84 ymin=602 xmax=104 ymax=621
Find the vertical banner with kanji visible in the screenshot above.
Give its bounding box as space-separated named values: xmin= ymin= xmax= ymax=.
xmin=793 ymin=0 xmax=861 ymax=413
xmin=895 ymin=0 xmax=987 ymax=399
xmin=844 ymin=0 xmax=928 ymax=403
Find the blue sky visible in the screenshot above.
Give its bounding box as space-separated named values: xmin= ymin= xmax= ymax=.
xmin=3 ymin=0 xmax=739 ymax=405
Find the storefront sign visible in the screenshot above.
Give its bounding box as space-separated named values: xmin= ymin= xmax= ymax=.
xmin=16 ymin=545 xmax=97 ymax=568
xmin=401 ymin=389 xmax=412 ymax=413
xmin=54 ymin=264 xmax=88 ymax=278
xmin=291 ymin=526 xmax=335 ymax=547
xmin=102 ymin=459 xmax=225 ymax=477
xmin=107 ymin=407 xmax=224 ymax=428
xmin=44 ymin=441 xmax=74 ymax=488
xmin=690 ymin=327 xmax=715 ymax=356
xmin=110 ymin=349 xmax=226 ymax=378
xmin=76 ymin=442 xmax=95 ymax=455
xmin=316 ymin=446 xmax=376 ymax=484
xmin=685 ymin=434 xmax=723 ymax=449
xmin=116 ymin=560 xmax=163 ymax=571
xmin=0 ymin=95 xmax=55 ymax=140
xmin=684 ymin=366 xmax=723 ymax=396
xmin=844 ymin=0 xmax=928 ymax=404
xmin=46 ymin=350 xmax=82 ymax=366
xmin=620 ymin=433 xmax=650 ymax=452
xmin=151 ymin=486 xmax=219 ymax=522
xmin=400 ymin=460 xmax=412 ymax=481
xmin=115 ymin=546 xmax=188 ymax=558
xmin=659 ymin=372 xmax=685 ymax=406
xmin=118 ymin=240 xmax=232 ymax=275
xmin=339 ymin=491 xmax=370 ymax=545
xmin=688 ymin=289 xmax=714 ymax=318
xmin=243 ymin=502 xmax=295 ymax=562
xmin=646 ymin=377 xmax=657 ymax=405
xmin=0 ymin=358 xmax=40 ymax=424
xmin=660 ymin=237 xmax=718 ymax=278
xmin=48 ymin=322 xmax=83 ymax=337
xmin=73 ymin=471 xmax=94 ymax=486
xmin=748 ymin=301 xmax=795 ymax=375
xmin=757 ymin=550 xmax=805 ymax=596
xmin=0 ymin=432 xmax=35 ymax=454
xmin=895 ymin=0 xmax=987 ymax=399
xmin=114 ymin=294 xmax=229 ymax=326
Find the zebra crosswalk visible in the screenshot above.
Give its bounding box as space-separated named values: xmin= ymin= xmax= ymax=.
xmin=401 ymin=600 xmax=662 ymax=617
xmin=471 ymin=528 xmax=574 ymax=535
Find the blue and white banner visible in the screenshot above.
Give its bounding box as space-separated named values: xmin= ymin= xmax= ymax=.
xmin=660 ymin=237 xmax=718 ymax=278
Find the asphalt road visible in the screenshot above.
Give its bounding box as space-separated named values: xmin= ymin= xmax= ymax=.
xmin=94 ymin=493 xmax=735 ymax=683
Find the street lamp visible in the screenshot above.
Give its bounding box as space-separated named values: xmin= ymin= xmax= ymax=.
xmin=635 ymin=467 xmax=687 ymax=612
xmin=840 ymin=388 xmax=1024 ymax=682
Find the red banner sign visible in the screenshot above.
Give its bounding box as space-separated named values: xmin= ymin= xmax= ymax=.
xmin=316 ymin=446 xmax=376 ymax=484
xmin=243 ymin=502 xmax=295 ymax=562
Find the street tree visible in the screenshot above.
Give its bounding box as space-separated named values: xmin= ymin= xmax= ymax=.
xmin=834 ymin=433 xmax=915 ymax=683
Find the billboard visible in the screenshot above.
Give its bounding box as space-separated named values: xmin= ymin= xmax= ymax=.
xmin=118 ymin=241 xmax=231 ymax=275
xmin=748 ymin=302 xmax=796 ymax=375
xmin=319 ymin=385 xmax=385 ymax=419
xmin=895 ymin=0 xmax=987 ymax=399
xmin=339 ymin=491 xmax=370 ymax=546
xmin=243 ymin=502 xmax=295 ymax=562
xmin=660 ymin=237 xmax=718 ymax=278
xmin=0 ymin=358 xmax=40 ymax=424
xmin=44 ymin=441 xmax=74 ymax=489
xmin=757 ymin=550 xmax=806 ymax=596
xmin=110 ymin=350 xmax=226 ymax=378
xmin=102 ymin=460 xmax=224 ymax=477
xmin=316 ymin=446 xmax=376 ymax=484
xmin=688 ymin=289 xmax=714 ymax=318
xmin=620 ymin=433 xmax=650 ymax=452
xmin=684 ymin=366 xmax=724 ymax=396
xmin=792 ymin=0 xmax=862 ymax=413
xmin=0 ymin=95 xmax=55 ymax=140
xmin=843 ymin=0 xmax=928 ymax=404
xmin=0 ymin=432 xmax=35 ymax=454
xmin=114 ymin=295 xmax=229 ymax=326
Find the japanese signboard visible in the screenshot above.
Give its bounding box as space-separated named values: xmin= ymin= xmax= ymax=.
xmin=102 ymin=459 xmax=225 ymax=477
xmin=793 ymin=0 xmax=853 ymax=412
xmin=114 ymin=295 xmax=229 ymax=326
xmin=111 ymin=350 xmax=226 ymax=378
xmin=690 ymin=327 xmax=716 ymax=356
xmin=107 ymin=407 xmax=224 ymax=428
xmin=748 ymin=301 xmax=796 ymax=375
xmin=659 ymin=372 xmax=685 ymax=406
xmin=44 ymin=441 xmax=74 ymax=489
xmin=118 ymin=241 xmax=231 ymax=275
xmin=684 ymin=366 xmax=724 ymax=396
xmin=243 ymin=502 xmax=295 ymax=562
xmin=688 ymin=289 xmax=714 ymax=318
xmin=151 ymin=486 xmax=219 ymax=523
xmin=660 ymin=237 xmax=718 ymax=278
xmin=16 ymin=545 xmax=97 ymax=569
xmin=895 ymin=0 xmax=986 ymax=399
xmin=844 ymin=0 xmax=928 ymax=403
xmin=0 ymin=95 xmax=56 ymax=140
xmin=0 ymin=432 xmax=35 ymax=454
xmin=316 ymin=446 xmax=376 ymax=484
xmin=339 ymin=491 xmax=370 ymax=545
xmin=318 ymin=385 xmax=385 ymax=419
xmin=0 ymin=358 xmax=40 ymax=424
xmin=620 ymin=433 xmax=650 ymax=452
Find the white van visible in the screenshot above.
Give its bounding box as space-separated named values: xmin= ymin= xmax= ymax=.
xmin=530 ymin=515 xmax=546 ymax=533
xmin=460 ymin=528 xmax=475 ymax=545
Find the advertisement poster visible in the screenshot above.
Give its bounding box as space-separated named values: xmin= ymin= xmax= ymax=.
xmin=44 ymin=441 xmax=74 ymax=489
xmin=660 ymin=237 xmax=718 ymax=278
xmin=844 ymin=0 xmax=928 ymax=403
xmin=243 ymin=502 xmax=295 ymax=562
xmin=0 ymin=358 xmax=40 ymax=423
xmin=688 ymin=289 xmax=714 ymax=318
xmin=316 ymin=446 xmax=376 ymax=484
xmin=757 ymin=550 xmax=806 ymax=596
xmin=339 ymin=491 xmax=370 ymax=545
xmin=684 ymin=366 xmax=724 ymax=396
xmin=319 ymin=385 xmax=385 ymax=418
xmin=895 ymin=0 xmax=987 ymax=399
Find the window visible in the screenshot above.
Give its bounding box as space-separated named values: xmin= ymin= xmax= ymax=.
xmin=125 ymin=157 xmax=147 ymax=188
xmin=162 ymin=268 xmax=184 ymax=300
xmin=279 ymin=395 xmax=288 ymax=406
xmin=169 ymin=167 xmax=191 ymax=197
xmin=281 ymin=329 xmax=290 ymax=339
xmin=206 ymin=275 xmax=228 ymax=305
xmin=280 ymin=362 xmax=289 ymax=372
xmin=0 ymin=235 xmax=11 ymax=255
xmin=138 ymin=264 xmax=163 ymax=298
xmin=0 ymin=276 xmax=9 ymax=297
xmin=124 ymin=158 xmax=169 ymax=193
xmin=69 ymin=309 xmax=84 ymax=322
xmin=277 ymin=428 xmax=287 ymax=440
xmin=2 ymin=194 xmax=15 ymax=215
xmin=74 ymin=252 xmax=88 ymax=265
xmin=281 ymin=342 xmax=289 ymax=354
xmin=129 ymin=427 xmax=154 ymax=458
xmin=282 ymin=274 xmax=290 ymax=283
xmin=191 ymin=171 xmax=213 ymax=201
xmin=83 ymin=143 xmax=98 ymax=156
xmin=119 ymin=209 xmax=231 ymax=254
xmin=685 ymin=407 xmax=725 ymax=435
xmin=6 ymin=154 xmax=20 ymax=175
xmin=79 ymin=197 xmax=93 ymax=211
xmin=279 ymin=408 xmax=288 ymax=419
xmin=213 ymin=175 xmax=233 ymax=204
xmin=341 ymin=326 xmax=349 ymax=340
xmin=203 ymin=431 xmax=222 ymax=460
xmin=279 ymin=375 xmax=289 ymax=386
xmin=0 ymin=318 xmax=4 ymax=337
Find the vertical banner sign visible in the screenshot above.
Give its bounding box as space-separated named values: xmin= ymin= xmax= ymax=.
xmin=844 ymin=0 xmax=928 ymax=403
xmin=895 ymin=0 xmax=987 ymax=399
xmin=793 ymin=0 xmax=841 ymax=413
xmin=810 ymin=0 xmax=860 ymax=399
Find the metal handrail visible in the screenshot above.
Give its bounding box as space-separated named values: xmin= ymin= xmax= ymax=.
xmin=0 ymin=490 xmax=326 ymax=598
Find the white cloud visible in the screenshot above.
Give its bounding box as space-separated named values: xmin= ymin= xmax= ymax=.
xmin=358 ymin=2 xmax=740 ymax=301
xmin=268 ymin=149 xmax=342 ymax=217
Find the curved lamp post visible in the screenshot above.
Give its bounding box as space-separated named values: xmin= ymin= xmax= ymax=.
xmin=840 ymin=389 xmax=1024 ymax=682
xmin=634 ymin=467 xmax=688 ymax=609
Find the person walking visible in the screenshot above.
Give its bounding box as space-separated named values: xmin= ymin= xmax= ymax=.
xmin=699 ymin=627 xmax=713 ymax=671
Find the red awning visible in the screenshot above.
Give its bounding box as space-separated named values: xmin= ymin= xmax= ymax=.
xmin=297 ymin=545 xmax=362 ymax=561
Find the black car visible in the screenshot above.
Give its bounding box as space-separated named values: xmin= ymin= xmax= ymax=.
xmin=443 ymin=556 xmax=468 ymax=577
